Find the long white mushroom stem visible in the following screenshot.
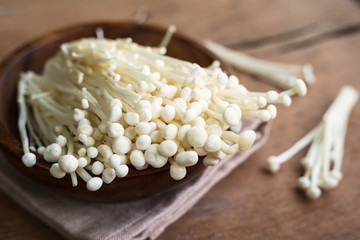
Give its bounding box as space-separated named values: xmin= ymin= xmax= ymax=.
xmin=17 ymin=30 xmax=307 ymax=191
xmin=17 ymin=76 xmax=37 ymax=167
xmin=204 ymin=40 xmax=315 ymax=89
xmin=267 ymin=125 xmax=320 ymax=173
xmin=159 ymin=25 xmax=176 ymax=48
xmin=267 ymin=86 xmax=359 ymax=200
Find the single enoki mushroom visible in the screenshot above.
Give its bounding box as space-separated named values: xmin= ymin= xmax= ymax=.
xmin=17 ymin=26 xmax=308 ymax=191
xmin=267 ymin=86 xmax=358 ymax=199
xmin=204 ymin=40 xmax=315 ymax=90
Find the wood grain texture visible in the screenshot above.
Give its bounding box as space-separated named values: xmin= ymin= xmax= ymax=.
xmin=0 ymin=0 xmax=359 ymax=239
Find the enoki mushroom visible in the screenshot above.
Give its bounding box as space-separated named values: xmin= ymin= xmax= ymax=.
xmin=18 ymin=29 xmax=307 ymax=191
xmin=205 ymin=40 xmax=315 ymax=90
xmin=267 ymin=86 xmax=358 ymax=199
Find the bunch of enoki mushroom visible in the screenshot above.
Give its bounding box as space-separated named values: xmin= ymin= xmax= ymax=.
xmin=17 ymin=34 xmax=307 ymax=191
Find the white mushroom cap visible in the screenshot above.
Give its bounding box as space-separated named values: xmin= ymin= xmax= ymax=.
xmin=97 ymin=144 xmax=113 ymax=160
xmin=216 ymin=149 xmax=227 ymax=159
xmin=78 ymin=118 xmax=91 ymax=126
xmin=203 ymin=155 xmax=219 ymax=166
xmin=124 ymin=126 xmax=137 ymax=140
xmin=175 ymin=151 xmax=198 ymax=167
xmin=180 ymin=87 xmax=192 ymax=101
xmin=206 ymin=124 xmax=222 ymax=136
xmin=266 ymin=156 xmax=280 ymax=173
xmin=194 ymin=147 xmax=207 ymax=156
xmin=138 ymin=81 xmax=149 ymax=93
xmin=217 ymin=72 xmax=228 ymax=86
xmin=37 ymin=146 xmax=46 ymax=155
xmin=205 ymin=135 xmax=222 ymax=152
xmin=330 ymin=170 xmax=343 ymax=181
xmin=77 ymin=147 xmax=86 ymax=157
xmin=170 ymin=163 xmax=187 ymax=180
xmin=55 ymin=135 xmax=67 ymax=147
xmin=136 ymin=161 xmax=149 ymax=170
xmin=135 ymin=122 xmax=151 ymax=135
xmin=199 ymin=100 xmax=209 ymax=112
xmin=191 ymin=88 xmax=203 ymax=101
xmin=58 ymin=155 xmax=79 ymax=173
xmin=294 ymin=79 xmax=307 ymax=96
xmin=189 ymin=102 xmax=202 ymax=115
xmin=227 ymin=75 xmax=239 ymax=88
xmin=144 ymin=144 xmax=168 ymax=168
xmin=222 ymin=106 xmax=241 ymax=127
xmin=267 ymin=105 xmax=277 ymax=119
xmin=77 ymin=124 xmax=93 ymax=136
xmin=164 ymin=124 xmax=178 ymax=140
xmin=162 ymin=105 xmax=175 ymax=122
xmin=178 ymin=124 xmax=191 ymax=141
xmin=281 ymin=95 xmax=292 ymax=107
xmin=102 ymin=168 xmax=116 ymax=184
xmin=257 ymin=97 xmax=267 ymax=108
xmin=266 ymin=90 xmax=278 ymax=101
xmin=81 ymin=98 xmax=89 ymax=109
xmin=150 ymin=130 xmax=163 ymax=143
xmin=148 ymin=121 xmax=157 ymax=133
xmin=116 ymin=164 xmax=129 ymax=178
xmin=109 ymin=154 xmax=127 ymax=169
xmin=124 ymin=112 xmax=139 ymax=126
xmin=187 ymin=126 xmax=208 ymax=148
xmin=297 ymin=176 xmax=311 ymax=190
xmin=130 ymin=150 xmax=146 ymax=169
xmin=192 ymin=117 xmax=206 ymax=127
xmin=83 ymin=136 xmax=95 ymax=147
xmin=50 ymin=163 xmax=66 ymax=178
xmin=87 ymin=146 xmax=99 ymax=158
xmin=86 ymin=177 xmax=103 ymax=191
xmin=43 ymin=143 xmax=62 ymax=162
xmin=107 ymin=122 xmax=124 ymax=138
xmin=215 ymin=101 xmax=229 ymax=113
xmin=134 ymin=100 xmax=151 ymax=112
xmin=78 ymin=157 xmax=88 ymax=168
xmin=173 ymin=98 xmax=187 ymax=113
xmin=306 ymin=186 xmax=322 ymax=200
xmin=237 ymin=130 xmax=256 ymax=151
xmin=112 ymin=136 xmax=132 ymax=154
xmin=136 ymin=135 xmax=152 ymax=150
xmin=159 ymin=140 xmax=178 ymax=157
xmin=22 ymin=153 xmax=36 ymax=167
xmin=150 ymin=103 xmax=162 ymax=120
xmin=73 ymin=108 xmax=86 ymax=122
xmin=92 ymin=161 xmax=104 ymax=175
xmin=140 ymin=109 xmax=152 ymax=122
xmin=319 ymin=177 xmax=339 ymax=190
xmin=182 ymin=108 xmax=197 ymax=123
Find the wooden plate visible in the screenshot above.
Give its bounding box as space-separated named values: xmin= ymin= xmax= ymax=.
xmin=0 ymin=21 xmax=232 ymax=202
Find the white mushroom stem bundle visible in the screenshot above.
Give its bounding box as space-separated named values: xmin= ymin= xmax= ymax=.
xmin=267 ymin=86 xmax=359 ymax=199
xmin=17 ymin=35 xmax=306 ymax=191
xmin=204 ymin=40 xmax=315 ymax=89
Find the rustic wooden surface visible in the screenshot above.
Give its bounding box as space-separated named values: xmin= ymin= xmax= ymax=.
xmin=0 ymin=0 xmax=360 ymax=239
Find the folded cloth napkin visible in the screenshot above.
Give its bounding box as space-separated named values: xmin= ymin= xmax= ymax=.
xmin=0 ymin=118 xmax=270 ymax=240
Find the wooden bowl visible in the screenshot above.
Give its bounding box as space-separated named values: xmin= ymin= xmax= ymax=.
xmin=0 ymin=21 xmax=232 ymax=202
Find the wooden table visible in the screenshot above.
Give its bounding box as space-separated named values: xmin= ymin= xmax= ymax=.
xmin=1 ymin=0 xmax=360 ymax=239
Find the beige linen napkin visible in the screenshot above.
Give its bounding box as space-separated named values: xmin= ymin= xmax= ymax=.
xmin=0 ymin=118 xmax=270 ymax=240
